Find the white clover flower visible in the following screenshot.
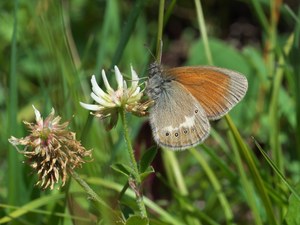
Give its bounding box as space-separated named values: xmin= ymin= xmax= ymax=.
xmin=80 ymin=66 xmax=151 ymax=125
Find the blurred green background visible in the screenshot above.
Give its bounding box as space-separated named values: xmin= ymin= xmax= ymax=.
xmin=1 ymin=0 xmax=300 ymax=224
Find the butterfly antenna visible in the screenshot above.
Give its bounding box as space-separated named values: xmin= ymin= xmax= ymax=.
xmin=144 ymin=43 xmax=157 ymax=62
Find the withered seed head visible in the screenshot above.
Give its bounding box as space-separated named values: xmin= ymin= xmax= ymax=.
xmin=8 ymin=106 xmax=92 ymax=190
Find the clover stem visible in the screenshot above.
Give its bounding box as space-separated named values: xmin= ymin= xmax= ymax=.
xmin=70 ymin=170 xmax=124 ymax=222
xmin=119 ymin=108 xmax=147 ymax=218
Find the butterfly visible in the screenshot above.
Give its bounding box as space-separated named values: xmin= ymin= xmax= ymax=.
xmin=146 ymin=62 xmax=248 ymax=150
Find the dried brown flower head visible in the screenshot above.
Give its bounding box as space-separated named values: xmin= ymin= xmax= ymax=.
xmin=8 ymin=106 xmax=92 ymax=190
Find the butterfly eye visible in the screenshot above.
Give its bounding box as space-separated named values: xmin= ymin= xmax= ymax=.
xmin=195 ymin=109 xmax=198 ymax=114
xmin=183 ymin=130 xmax=188 ymax=134
xmin=165 ymin=132 xmax=170 ymax=136
xmin=175 ymin=133 xmax=179 ymax=137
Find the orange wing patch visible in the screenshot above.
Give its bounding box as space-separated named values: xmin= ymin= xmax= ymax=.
xmin=165 ymin=66 xmax=247 ymax=120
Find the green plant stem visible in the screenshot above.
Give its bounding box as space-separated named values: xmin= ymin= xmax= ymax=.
xmin=291 ymin=9 xmax=300 ymax=160
xmin=70 ymin=170 xmax=124 ymax=223
xmin=228 ymin=134 xmax=263 ymax=225
xmin=268 ymin=0 xmax=281 ymax=175
xmin=164 ymin=0 xmax=176 ymax=26
xmin=71 ymin=171 xmax=110 ymax=208
xmin=194 ymin=0 xmax=213 ymax=65
xmin=119 ymin=109 xmax=147 ymax=218
xmin=163 ymin=150 xmax=188 ymax=195
xmin=156 ymin=0 xmax=165 ymax=61
xmin=8 ymin=0 xmax=19 ymax=208
xmin=250 ymin=0 xmax=269 ymax=33
xmin=120 ymin=110 xmax=140 ymax=181
xmin=269 ymin=33 xmax=294 ymax=173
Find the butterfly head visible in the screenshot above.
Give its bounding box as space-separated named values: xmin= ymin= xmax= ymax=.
xmin=148 ymin=61 xmax=163 ymax=78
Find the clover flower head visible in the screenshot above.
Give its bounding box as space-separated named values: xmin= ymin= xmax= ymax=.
xmin=8 ymin=106 xmax=92 ymax=190
xmin=80 ymin=65 xmax=151 ymax=127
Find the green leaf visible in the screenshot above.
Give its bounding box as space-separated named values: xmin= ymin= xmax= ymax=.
xmin=140 ymin=166 xmax=155 ymax=181
xmin=111 ymin=163 xmax=135 ymax=178
xmin=125 ymin=215 xmax=149 ymax=225
xmin=139 ymin=147 xmax=158 ymax=173
xmin=285 ymin=183 xmax=300 ymax=225
xmin=188 ymin=37 xmax=251 ymax=76
xmin=146 ymin=219 xmax=173 ymax=225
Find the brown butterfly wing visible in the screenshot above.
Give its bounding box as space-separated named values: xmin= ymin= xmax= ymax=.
xmin=165 ymin=66 xmax=248 ymax=120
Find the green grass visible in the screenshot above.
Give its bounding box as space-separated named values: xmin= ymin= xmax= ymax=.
xmin=1 ymin=0 xmax=300 ymax=224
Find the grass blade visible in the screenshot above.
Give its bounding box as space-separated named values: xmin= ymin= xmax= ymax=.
xmin=190 ymin=148 xmax=234 ymax=224
xmin=8 ymin=0 xmax=21 ymax=208
xmin=225 ymin=115 xmax=278 ymax=225
xmin=252 ymin=137 xmax=300 ymax=201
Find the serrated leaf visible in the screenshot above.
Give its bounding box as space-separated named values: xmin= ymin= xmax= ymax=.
xmin=285 ymin=183 xmax=300 ymax=225
xmin=111 ymin=163 xmax=135 ymax=178
xmin=125 ymin=215 xmax=149 ymax=225
xmin=139 ymin=147 xmax=157 ymax=173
